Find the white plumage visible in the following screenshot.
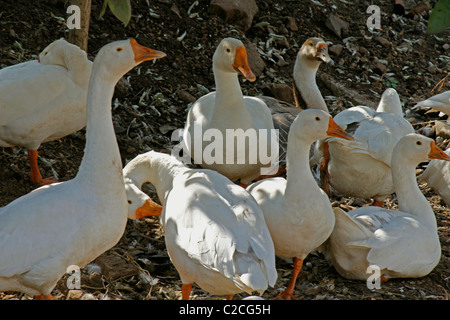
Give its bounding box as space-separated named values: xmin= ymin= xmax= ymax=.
xmin=0 ymin=39 xmax=165 ymax=299
xmin=323 ymin=88 xmax=415 ymax=203
xmin=0 ymin=39 xmax=92 ymax=185
xmin=323 ymin=133 xmax=449 ymax=280
xmin=247 ymin=109 xmax=353 ymax=299
xmin=123 ymin=151 xmax=277 ymax=299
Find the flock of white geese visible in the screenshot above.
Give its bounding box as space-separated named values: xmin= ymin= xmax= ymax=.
xmin=0 ymin=36 xmax=449 ymax=300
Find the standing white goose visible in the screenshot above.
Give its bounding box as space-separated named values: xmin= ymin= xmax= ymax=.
xmin=319 ymin=88 xmax=415 ymax=205
xmin=182 ymin=38 xmax=278 ymax=186
xmin=0 ymin=39 xmax=166 ymax=299
xmin=323 ymin=133 xmax=450 ymax=280
xmin=123 ymin=151 xmax=277 ymax=300
xmin=246 ymin=109 xmax=354 ymax=300
xmin=293 ymin=37 xmax=333 ymax=112
xmin=257 ymin=37 xmax=334 ymax=169
xmin=0 ymin=39 xmax=92 ymax=186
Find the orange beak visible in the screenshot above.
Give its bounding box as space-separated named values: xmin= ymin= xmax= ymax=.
xmin=326 ymin=117 xmax=354 ymax=141
xmin=136 ymin=199 xmax=163 ymax=219
xmin=428 ymin=141 xmax=450 ymax=161
xmin=316 ymin=42 xmax=333 ymax=64
xmin=130 ymin=38 xmax=166 ymax=63
xmin=232 ymin=46 xmax=256 ymax=82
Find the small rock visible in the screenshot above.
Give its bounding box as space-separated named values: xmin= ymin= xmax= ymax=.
xmin=443 ymin=43 xmax=449 ymax=50
xmin=66 ymin=290 xmax=84 ymax=300
xmin=435 ymin=121 xmax=450 ymax=139
xmin=95 ymin=253 xmax=140 ymax=281
xmin=242 ymin=37 xmax=265 ymax=77
xmin=9 ymin=28 xmax=17 ymax=38
xmin=427 ymin=64 xmax=437 ymax=74
xmin=329 ymin=44 xmax=343 ymax=56
xmin=372 ymin=61 xmax=387 ymax=75
xmin=325 ymin=14 xmax=349 ymax=38
xmin=375 ymin=37 xmax=391 ymax=48
xmin=177 ymin=89 xmax=196 ymax=103
xmin=286 ymin=16 xmax=298 ymax=31
xmin=261 ymin=83 xmax=294 ymax=104
xmin=209 ymin=0 xmax=259 ymax=32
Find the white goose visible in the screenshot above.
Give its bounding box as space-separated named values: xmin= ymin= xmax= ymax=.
xmin=123 ymin=151 xmax=277 ymax=300
xmin=0 ymin=39 xmax=165 ymax=299
xmin=413 ymin=90 xmax=450 ymax=124
xmin=293 ymin=37 xmax=333 ymax=112
xmin=419 ymin=147 xmax=450 ymax=207
xmin=414 ymin=90 xmax=450 ymax=206
xmin=320 ymin=88 xmax=415 ymax=205
xmin=0 ymin=39 xmax=92 ymax=186
xmin=246 ymin=109 xmax=354 ymax=300
xmin=182 ymin=38 xmax=277 ymax=186
xmin=258 ymin=37 xmax=334 ymax=169
xmin=323 ymin=133 xmax=450 ymax=280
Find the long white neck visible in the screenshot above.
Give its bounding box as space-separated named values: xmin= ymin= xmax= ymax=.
xmin=391 ymin=154 xmax=437 ymax=228
xmin=125 ymin=152 xmax=186 ymax=204
xmin=284 ymin=126 xmax=322 ymax=201
xmin=294 ymin=56 xmax=328 ymax=112
xmin=75 ymin=63 xmax=124 ymax=188
xmin=211 ymin=67 xmax=252 ymax=125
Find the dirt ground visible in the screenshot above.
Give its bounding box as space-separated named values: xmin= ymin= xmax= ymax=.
xmin=0 ymin=0 xmax=449 ymax=301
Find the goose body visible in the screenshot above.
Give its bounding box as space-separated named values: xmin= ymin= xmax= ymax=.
xmin=0 ymin=39 xmax=92 ymax=185
xmin=323 ymin=134 xmax=450 ymax=280
xmin=323 ymin=88 xmax=415 ymax=203
xmin=123 ymin=151 xmax=277 ymax=299
xmin=0 ymin=39 xmax=165 ymax=299
xmin=247 ymin=109 xmax=353 ymax=299
xmin=183 ymin=38 xmax=277 ymax=185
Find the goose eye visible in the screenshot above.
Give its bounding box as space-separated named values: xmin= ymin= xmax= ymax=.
xmin=315 ymin=116 xmax=320 ymax=121
xmin=44 ymin=52 xmax=48 ymax=56
xmin=226 ymin=48 xmax=231 ymax=53
xmin=416 ymin=141 xmax=422 ymax=146
xmin=117 ymin=47 xmax=123 ymax=52
xmin=127 ymin=200 xmax=132 ymax=204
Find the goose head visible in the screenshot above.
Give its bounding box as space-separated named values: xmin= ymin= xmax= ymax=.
xmin=291 ymin=109 xmax=353 ymax=143
xmin=394 ymin=134 xmax=450 ymax=166
xmin=213 ymin=37 xmax=256 ymax=81
xmin=124 ymin=179 xmax=161 ymax=220
xmin=299 ymin=37 xmax=333 ymax=65
xmin=376 ymin=88 xmax=403 ymax=115
xmin=38 ymin=39 xmax=77 ymax=65
xmin=92 ymin=39 xmax=166 ymax=83
xmin=38 ymin=38 xmax=95 ymax=88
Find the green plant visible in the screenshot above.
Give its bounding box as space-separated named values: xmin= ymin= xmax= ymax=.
xmin=427 ymin=0 xmax=450 ymax=33
xmin=100 ymin=0 xmax=131 ymax=27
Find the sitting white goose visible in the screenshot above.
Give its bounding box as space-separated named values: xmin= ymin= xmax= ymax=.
xmin=246 ymin=109 xmax=354 ymax=300
xmin=320 ymin=88 xmax=415 ymax=205
xmin=123 ymin=151 xmax=277 ymax=300
xmin=0 ymin=39 xmax=92 ymax=186
xmin=182 ymin=38 xmax=278 ymax=186
xmin=0 ymin=39 xmax=165 ymax=299
xmin=419 ymin=147 xmax=450 ymax=207
xmin=323 ymin=133 xmax=450 ymax=280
